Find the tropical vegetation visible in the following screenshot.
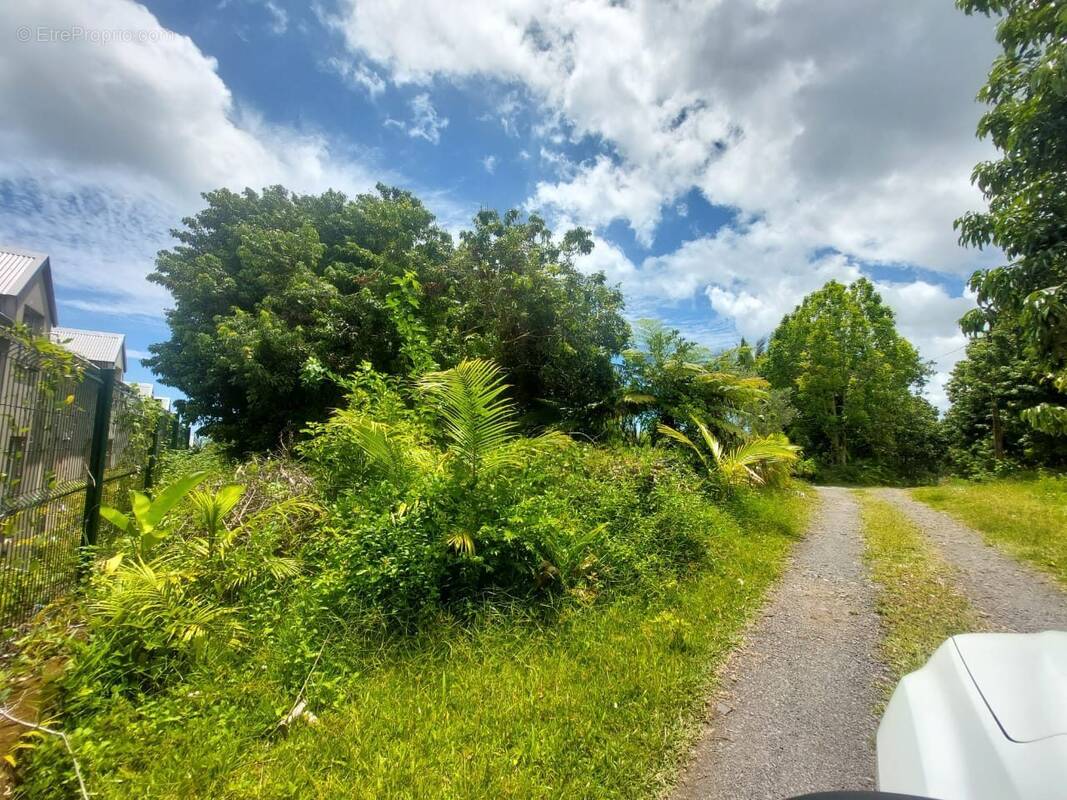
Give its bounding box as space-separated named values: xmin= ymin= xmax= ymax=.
xmin=3 ymin=351 xmax=810 ymax=797
xmin=761 ymin=278 xmax=943 ymax=482
xmin=3 ymin=2 xmax=1067 ymax=793
xmin=944 ymin=0 xmax=1067 ymax=473
xmin=147 ymin=191 xmax=627 ymax=451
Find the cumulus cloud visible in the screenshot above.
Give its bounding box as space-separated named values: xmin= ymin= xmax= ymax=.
xmin=333 ymin=0 xmax=998 ymax=273
xmin=335 ymin=0 xmax=997 ymax=407
xmin=0 ymin=0 xmax=380 ymax=317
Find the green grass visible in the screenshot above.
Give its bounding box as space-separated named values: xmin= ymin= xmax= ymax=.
xmin=33 ymin=489 xmax=810 ymax=800
xmin=858 ymin=492 xmax=982 ymax=686
xmin=912 ymin=474 xmax=1067 ymax=586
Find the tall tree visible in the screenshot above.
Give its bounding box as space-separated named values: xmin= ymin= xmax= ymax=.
xmin=956 ymin=0 xmax=1067 ymax=434
xmin=148 ymin=189 xmax=629 ymax=451
xmin=445 ymin=210 xmax=629 ymax=431
xmin=942 ymin=325 xmax=1066 ymax=474
xmin=761 ymin=279 xmax=935 ymax=473
xmin=148 ymin=184 xmax=453 ymax=452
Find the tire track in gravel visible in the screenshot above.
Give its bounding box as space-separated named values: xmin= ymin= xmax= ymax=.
xmin=872 ymin=488 xmax=1067 ymax=633
xmin=670 ymin=487 xmax=884 ymax=800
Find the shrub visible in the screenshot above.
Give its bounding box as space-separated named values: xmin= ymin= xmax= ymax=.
xmin=308 ymin=437 xmax=721 ymax=624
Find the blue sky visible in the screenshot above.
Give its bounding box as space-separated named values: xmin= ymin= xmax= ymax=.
xmin=1 ymin=0 xmax=1000 ymax=407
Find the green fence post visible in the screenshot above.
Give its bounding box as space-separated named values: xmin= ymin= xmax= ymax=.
xmin=81 ymin=368 xmax=116 ymax=553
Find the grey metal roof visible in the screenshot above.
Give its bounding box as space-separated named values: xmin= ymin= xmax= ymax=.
xmin=0 ymin=245 xmax=58 ymax=323
xmin=50 ymin=327 xmax=127 ymax=371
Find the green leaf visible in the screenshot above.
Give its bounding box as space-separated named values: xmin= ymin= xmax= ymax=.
xmin=131 ymin=492 xmax=152 ymax=533
xmin=143 ymin=470 xmax=210 ymax=531
xmin=214 ymin=484 xmax=247 ymax=520
xmin=99 ymin=505 xmax=131 ymax=533
xmin=140 ymin=529 xmax=165 ymax=554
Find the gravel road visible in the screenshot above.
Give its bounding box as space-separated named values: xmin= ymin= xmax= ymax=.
xmin=670 ymin=487 xmax=884 ymax=800
xmin=873 ymin=488 xmax=1067 ymax=632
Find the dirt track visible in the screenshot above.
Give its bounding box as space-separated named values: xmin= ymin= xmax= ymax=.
xmin=670 ymin=487 xmax=884 ymax=800
xmin=873 ymin=488 xmax=1067 ymax=633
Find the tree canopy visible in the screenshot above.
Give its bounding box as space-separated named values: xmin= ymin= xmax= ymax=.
xmin=761 ymin=279 xmax=939 ymax=477
xmin=941 ymin=325 xmax=1066 ymax=475
xmin=444 ymin=210 xmax=629 ymax=429
xmin=955 ymin=0 xmax=1067 ymax=434
xmin=148 ymin=186 xmax=628 ymax=451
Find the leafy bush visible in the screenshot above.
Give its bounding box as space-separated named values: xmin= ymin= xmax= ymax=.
xmin=8 ymin=357 xmax=806 ymax=797
xmin=64 ymin=457 xmax=323 ymax=693
xmin=300 ymin=361 xmax=722 ymax=624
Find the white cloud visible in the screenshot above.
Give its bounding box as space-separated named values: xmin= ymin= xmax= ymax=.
xmin=264 ymin=1 xmax=288 ymax=35
xmin=0 ymin=0 xmax=381 ymax=318
xmin=392 ymin=93 xmax=449 ymax=144
xmin=325 ymin=56 xmax=387 ymax=97
xmin=482 ymin=155 xmax=498 ymax=174
xmin=335 ymin=0 xmax=998 ymax=407
xmin=482 ymin=91 xmax=524 ymax=136
xmin=332 ymin=0 xmax=998 ymax=268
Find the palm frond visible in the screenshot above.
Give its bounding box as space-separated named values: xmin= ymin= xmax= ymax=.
xmin=659 ymin=413 xmax=801 ymax=488
xmin=229 ymin=496 xmax=322 ymax=538
xmin=419 ymin=359 xmax=519 ymax=480
xmin=189 ymin=484 xmax=246 ymax=537
xmin=688 ymin=415 xmax=725 ymax=465
xmin=620 ymin=392 xmax=657 ymax=406
xmin=656 ymin=423 xmax=709 ymax=472
xmin=445 ymin=530 xmax=476 ymax=556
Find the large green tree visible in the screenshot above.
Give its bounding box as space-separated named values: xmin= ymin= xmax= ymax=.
xmin=444 ymin=209 xmax=629 ymax=430
xmin=956 ymin=0 xmax=1067 ymax=434
xmin=942 ymin=325 xmax=1066 ymax=474
xmin=761 ymin=279 xmax=938 ymax=475
xmin=148 ymin=185 xmax=454 ymax=451
xmin=148 ymin=188 xmax=628 ymax=451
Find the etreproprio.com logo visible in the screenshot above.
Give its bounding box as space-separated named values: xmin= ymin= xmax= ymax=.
xmin=15 ymin=25 xmax=181 ymax=44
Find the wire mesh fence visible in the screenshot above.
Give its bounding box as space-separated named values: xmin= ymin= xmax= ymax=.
xmin=0 ymin=324 xmax=182 ymax=632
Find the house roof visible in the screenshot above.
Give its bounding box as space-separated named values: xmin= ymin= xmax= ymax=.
xmin=50 ymin=327 xmax=126 ymax=372
xmin=0 ymin=246 xmax=58 ymax=323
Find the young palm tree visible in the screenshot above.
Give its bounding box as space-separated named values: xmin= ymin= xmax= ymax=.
xmin=340 ymin=359 xmax=570 ymax=554
xmin=418 ymin=359 xmax=526 ymax=484
xmin=658 ymin=414 xmax=800 ymax=488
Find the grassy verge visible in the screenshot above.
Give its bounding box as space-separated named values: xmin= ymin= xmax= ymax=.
xmin=27 ymin=488 xmax=809 ymax=799
xmin=858 ymin=492 xmax=981 ymax=686
xmin=912 ymin=474 xmax=1067 ymax=586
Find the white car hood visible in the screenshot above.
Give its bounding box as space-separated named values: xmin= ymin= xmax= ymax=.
xmin=878 ymin=631 xmax=1067 ymax=800
xmin=954 ymin=631 xmax=1067 ymax=743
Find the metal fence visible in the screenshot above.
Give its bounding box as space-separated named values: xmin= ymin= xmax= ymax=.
xmin=0 ymin=324 xmax=185 ymax=632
